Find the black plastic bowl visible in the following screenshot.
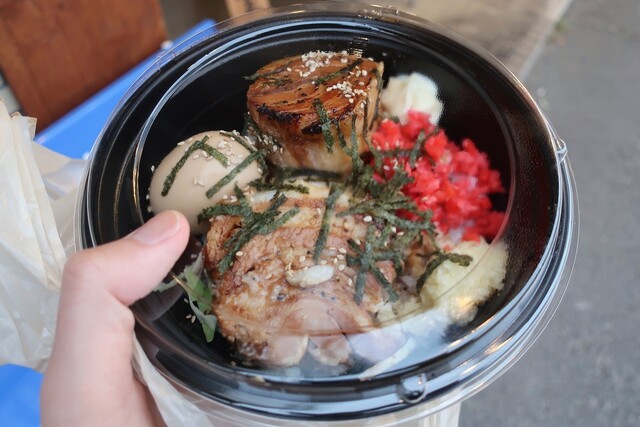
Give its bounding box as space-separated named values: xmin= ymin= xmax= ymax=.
xmin=77 ymin=3 xmax=577 ymax=425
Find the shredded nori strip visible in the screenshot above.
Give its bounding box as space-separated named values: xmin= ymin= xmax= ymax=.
xmin=197 ymin=203 xmax=253 ymax=224
xmin=409 ymin=130 xmax=426 ymax=168
xmin=313 ymin=99 xmax=335 ymax=153
xmin=361 ymin=100 xmax=383 ymax=172
xmin=161 ymin=136 xmax=228 ymax=196
xmin=416 ymin=252 xmax=473 ymax=293
xmin=249 ymin=179 xmax=310 ymax=194
xmin=313 ymin=183 xmax=345 ymax=263
xmin=205 ymin=150 xmax=264 ymax=199
xmin=346 ymin=225 xmax=399 ymax=303
xmin=313 ymin=58 xmax=363 ymax=86
xmin=215 ymin=193 xmax=300 ymax=274
xmin=372 ymin=67 xmax=383 ymax=119
xmin=354 ymin=269 xmax=367 ymax=304
xmin=199 ymin=143 xmax=231 ymax=166
xmin=262 ymin=77 xmax=292 ymax=87
xmin=220 ymin=131 xmax=256 ymax=153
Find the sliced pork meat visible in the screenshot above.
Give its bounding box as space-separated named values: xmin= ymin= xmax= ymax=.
xmin=203 ymin=184 xmax=406 ymax=368
xmin=246 ymin=51 xmax=384 ymax=173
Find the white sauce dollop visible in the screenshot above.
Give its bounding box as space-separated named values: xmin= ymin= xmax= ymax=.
xmin=149 ymin=130 xmax=262 ymax=233
xmin=380 ymin=72 xmax=443 ymax=124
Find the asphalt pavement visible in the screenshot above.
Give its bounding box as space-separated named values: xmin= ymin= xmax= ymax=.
xmin=460 ymin=0 xmax=640 ymax=425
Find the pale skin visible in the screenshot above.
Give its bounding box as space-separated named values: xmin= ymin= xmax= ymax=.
xmin=41 ymin=211 xmax=190 ymax=426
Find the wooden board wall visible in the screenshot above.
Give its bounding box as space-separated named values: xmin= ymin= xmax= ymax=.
xmin=0 ymin=0 xmax=167 ymax=129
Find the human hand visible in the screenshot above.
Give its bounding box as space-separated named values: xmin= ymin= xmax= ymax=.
xmin=41 ymin=211 xmax=190 ymax=426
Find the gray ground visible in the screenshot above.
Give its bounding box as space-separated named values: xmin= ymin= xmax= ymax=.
xmin=460 ymin=0 xmax=640 ymax=426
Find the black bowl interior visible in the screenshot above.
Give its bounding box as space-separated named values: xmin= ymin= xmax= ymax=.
xmin=81 ymin=5 xmax=561 ymax=419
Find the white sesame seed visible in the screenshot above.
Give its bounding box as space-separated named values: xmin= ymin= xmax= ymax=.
xmin=363 ymin=215 xmax=373 ymax=223
xmin=316 ymin=207 xmax=322 ymax=215
xmin=151 ymin=165 xmax=155 ymax=172
xmin=177 ymin=141 xmax=185 ymax=146
xmin=145 ymin=194 xmax=150 ymax=200
xmin=299 ymin=256 xmax=306 ymax=262
xmin=397 ymin=231 xmax=405 ymax=236
xmin=266 ymin=273 xmax=273 ymax=279
xmin=349 ymin=98 xmax=354 ymax=104
xmin=186 ymin=314 xmax=192 ymax=319
xmin=320 ymin=260 xmax=328 ymax=265
xmin=338 ymin=248 xmax=347 ymax=254
xmin=333 ymin=258 xmax=339 ymax=265
xmin=192 ymin=154 xmax=200 ymax=160
xmin=338 ymin=264 xmax=346 ymax=271
xmin=236 ymin=251 xmax=244 ymax=257
xmin=287 ymin=67 xmax=292 ymax=72
xmin=337 ymin=254 xmax=345 ymax=260
xmin=186 ymin=137 xmax=194 ymax=143
xmin=191 ymin=316 xmax=196 ymax=323
xmin=361 ymin=70 xmax=368 ymax=76
xmin=193 ymin=178 xmax=198 ymax=185
xmin=348 ymin=279 xmax=353 ymax=286
xmin=272 ymin=145 xmax=279 ymax=152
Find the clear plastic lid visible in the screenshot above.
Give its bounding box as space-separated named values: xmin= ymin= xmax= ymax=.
xmin=79 ymin=2 xmax=578 ymax=422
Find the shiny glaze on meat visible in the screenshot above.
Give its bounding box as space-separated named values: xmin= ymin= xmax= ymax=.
xmin=246 ymin=51 xmax=383 ymax=173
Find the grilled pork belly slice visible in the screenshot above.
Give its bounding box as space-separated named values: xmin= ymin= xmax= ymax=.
xmin=246 ymin=51 xmax=384 ymax=173
xmin=204 ymin=184 xmax=406 ymax=368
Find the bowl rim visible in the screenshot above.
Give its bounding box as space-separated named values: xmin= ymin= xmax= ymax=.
xmin=77 ymin=1 xmax=577 ymax=420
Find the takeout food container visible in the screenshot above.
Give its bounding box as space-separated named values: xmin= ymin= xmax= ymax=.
xmin=75 ymin=3 xmax=578 ymax=425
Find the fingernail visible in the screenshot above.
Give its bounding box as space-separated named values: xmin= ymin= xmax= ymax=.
xmin=128 ymin=211 xmax=181 ymax=245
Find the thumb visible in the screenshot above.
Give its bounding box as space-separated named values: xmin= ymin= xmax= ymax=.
xmin=64 ymin=210 xmax=190 ymax=305
xmin=42 ymin=211 xmax=189 ymax=426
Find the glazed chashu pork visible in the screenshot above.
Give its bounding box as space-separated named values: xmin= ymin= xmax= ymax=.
xmin=246 ymin=51 xmax=383 ymax=174
xmin=204 ymin=184 xmax=406 ymax=368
